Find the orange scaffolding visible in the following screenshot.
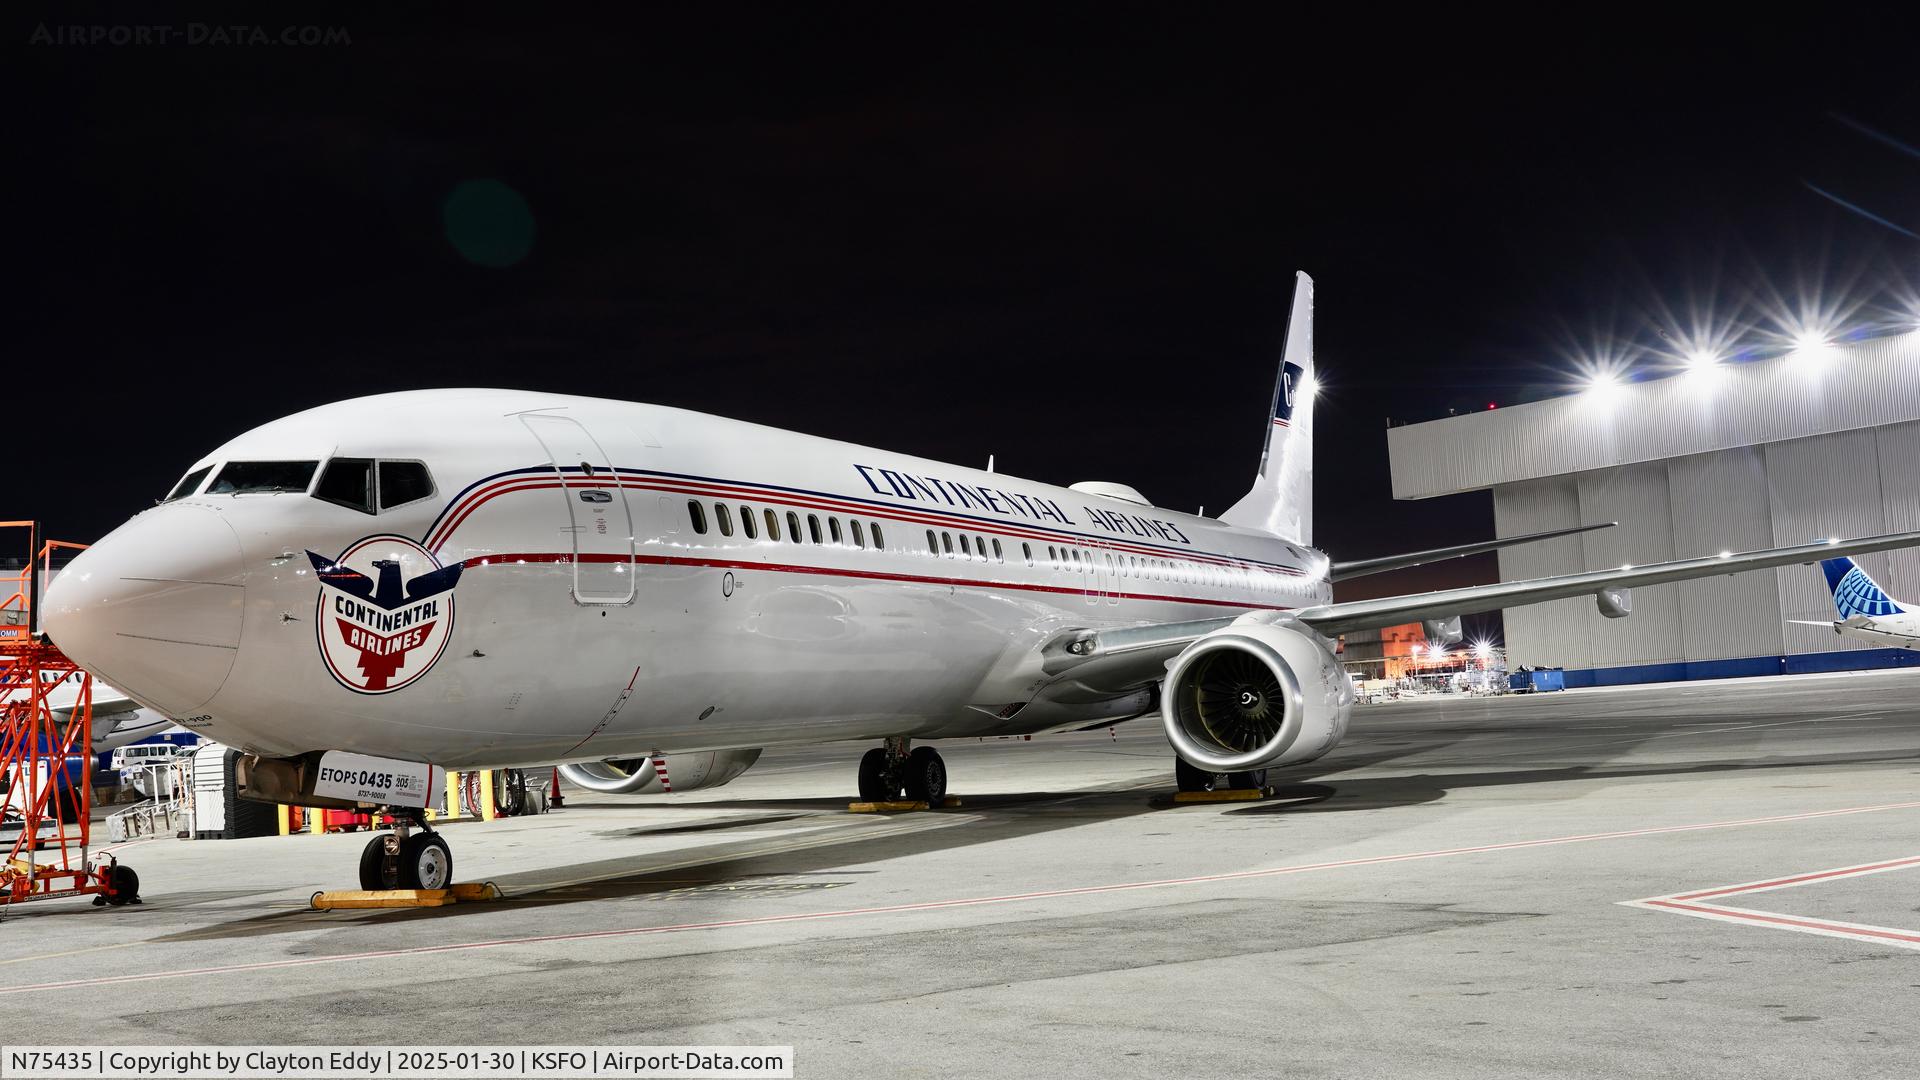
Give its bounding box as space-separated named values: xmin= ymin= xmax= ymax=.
xmin=1 ymin=522 xmax=138 ymax=911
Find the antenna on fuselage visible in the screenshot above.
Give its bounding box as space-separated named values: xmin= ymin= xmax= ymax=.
xmin=987 ymin=454 xmax=995 ymax=473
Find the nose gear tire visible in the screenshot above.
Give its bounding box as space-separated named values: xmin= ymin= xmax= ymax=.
xmin=399 ymin=832 xmax=453 ymax=890
xmin=358 ymin=835 xmax=400 ymax=890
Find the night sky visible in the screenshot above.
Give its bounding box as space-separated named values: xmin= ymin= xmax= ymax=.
xmin=17 ymin=10 xmax=1920 ymax=630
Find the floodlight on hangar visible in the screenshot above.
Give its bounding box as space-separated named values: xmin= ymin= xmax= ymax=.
xmin=1789 ymin=326 xmax=1839 ymax=366
xmin=1680 ymin=346 xmax=1724 ymax=391
xmin=1580 ymin=368 xmax=1627 ymax=406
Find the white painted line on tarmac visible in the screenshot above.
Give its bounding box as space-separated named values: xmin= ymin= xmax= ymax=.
xmin=7 ymin=798 xmax=1920 ymax=997
xmin=1621 ymin=853 xmax=1920 ymax=950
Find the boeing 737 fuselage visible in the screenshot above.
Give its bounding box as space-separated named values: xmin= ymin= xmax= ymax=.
xmin=43 ymin=274 xmax=1920 ymax=890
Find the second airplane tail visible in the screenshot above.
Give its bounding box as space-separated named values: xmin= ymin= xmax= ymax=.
xmin=1221 ymin=271 xmax=1315 ymax=543
xmin=1822 ymin=556 xmax=1907 ymax=618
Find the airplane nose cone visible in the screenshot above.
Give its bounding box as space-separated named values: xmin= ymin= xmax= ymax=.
xmin=42 ymin=506 xmax=246 ymax=715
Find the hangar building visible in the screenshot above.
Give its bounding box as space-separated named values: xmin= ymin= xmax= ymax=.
xmin=1386 ymin=330 xmax=1920 ymax=686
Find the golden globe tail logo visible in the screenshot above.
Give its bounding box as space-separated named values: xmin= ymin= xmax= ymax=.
xmin=308 ymin=536 xmax=462 ymax=695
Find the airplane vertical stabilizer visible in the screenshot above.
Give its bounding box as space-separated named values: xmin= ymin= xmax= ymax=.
xmin=1221 ymin=271 xmax=1314 ymax=542
xmin=1822 ymin=556 xmax=1907 ymax=617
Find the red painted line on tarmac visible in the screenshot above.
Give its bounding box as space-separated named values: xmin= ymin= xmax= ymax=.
xmin=6 ymin=798 xmax=1919 ymax=997
xmin=1640 ymin=899 xmax=1920 ymax=946
xmin=1666 ymin=853 xmax=1920 ymax=902
xmin=1625 ymin=851 xmax=1920 ymax=948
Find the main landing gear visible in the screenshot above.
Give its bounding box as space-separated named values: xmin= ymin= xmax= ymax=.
xmin=356 ymin=812 xmax=454 ymax=891
xmin=1174 ymin=758 xmax=1268 ymax=794
xmin=857 ymin=736 xmax=947 ymax=805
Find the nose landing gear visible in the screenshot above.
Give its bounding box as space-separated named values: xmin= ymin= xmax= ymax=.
xmin=356 ymin=813 xmax=454 ymax=891
xmin=856 ymin=737 xmax=947 ymax=805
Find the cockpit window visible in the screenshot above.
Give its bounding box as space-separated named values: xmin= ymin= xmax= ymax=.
xmin=206 ymin=460 xmax=318 ymax=495
xmin=309 ymin=458 xmax=437 ymax=514
xmin=314 ymin=458 xmax=375 ymax=514
xmin=378 ymin=461 xmax=435 ymax=509
xmin=163 ymin=465 xmax=213 ymax=502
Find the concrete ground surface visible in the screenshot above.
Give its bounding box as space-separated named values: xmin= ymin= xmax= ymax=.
xmin=3 ymin=669 xmax=1919 ymax=1079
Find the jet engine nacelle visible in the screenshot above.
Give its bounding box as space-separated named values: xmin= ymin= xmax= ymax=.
xmin=559 ymin=748 xmax=762 ymax=794
xmin=1161 ymin=617 xmax=1355 ymax=772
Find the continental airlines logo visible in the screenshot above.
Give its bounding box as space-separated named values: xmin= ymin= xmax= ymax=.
xmin=308 ymin=536 xmax=462 ymax=694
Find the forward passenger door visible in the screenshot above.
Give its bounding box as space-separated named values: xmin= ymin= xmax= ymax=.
xmin=520 ymin=413 xmax=636 ymax=605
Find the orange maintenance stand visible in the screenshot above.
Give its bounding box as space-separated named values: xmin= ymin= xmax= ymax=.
xmin=1 ymin=522 xmax=139 ymax=912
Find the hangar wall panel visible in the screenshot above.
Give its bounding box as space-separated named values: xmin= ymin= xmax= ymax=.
xmin=1493 ymin=477 xmax=1590 ymax=670
xmin=1766 ymin=430 xmax=1888 ymax=655
xmin=1665 ymin=447 xmax=1783 ymax=661
xmin=1875 ymin=420 xmax=1920 ymax=601
xmin=1390 ymin=331 xmax=1920 ymax=500
xmin=1391 ymin=330 xmax=1919 ymax=684
xmin=1574 ymin=464 xmax=1684 ymax=667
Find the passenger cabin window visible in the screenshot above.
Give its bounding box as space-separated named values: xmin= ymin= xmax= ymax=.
xmin=829 ymin=517 xmax=843 ymax=545
xmin=941 ymin=532 xmax=953 ymax=556
xmin=377 ymin=461 xmax=435 ymax=509
xmin=764 ymin=509 xmax=781 ymax=541
xmin=715 ymin=503 xmax=734 ymax=537
xmin=788 ymin=511 xmax=803 ymax=542
xmin=871 ymin=522 xmax=885 ymax=549
xmin=315 ymin=458 xmax=375 ymax=514
xmin=207 ymin=460 xmax=317 ymax=495
xmin=164 ymin=465 xmax=213 ymax=503
xmin=739 ymin=505 xmax=758 ymax=539
xmin=992 ymin=538 xmax=1003 ymax=563
xmin=688 ymin=500 xmax=708 ymax=534
xmin=808 ymin=515 xmax=823 ymax=544
xmin=1022 ymin=542 xmax=1033 ymax=566
xmin=958 ymin=535 xmax=970 ymax=557
xmin=926 ymin=530 xmax=938 ymax=553
xmin=975 ymin=535 xmax=988 ymax=560
xmin=851 ymin=520 xmax=865 ymax=548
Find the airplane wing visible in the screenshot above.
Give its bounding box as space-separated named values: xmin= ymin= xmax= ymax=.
xmin=77 ymin=688 xmax=139 ymax=716
xmin=1033 ymin=529 xmax=1920 ymax=698
xmin=1328 ymin=522 xmax=1617 ymax=582
xmin=18 ymin=679 xmax=142 ymax=720
xmin=1294 ymin=530 xmax=1920 ymax=636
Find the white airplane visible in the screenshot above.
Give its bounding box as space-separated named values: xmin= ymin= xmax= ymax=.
xmin=1791 ymin=556 xmax=1920 ymax=648
xmin=40 ymin=273 xmax=1920 ymax=893
xmin=0 ymin=668 xmax=172 ymax=755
